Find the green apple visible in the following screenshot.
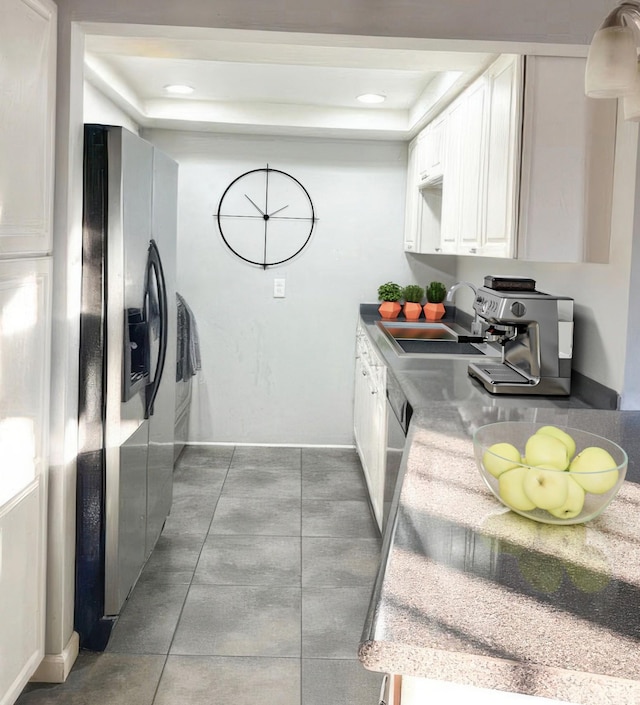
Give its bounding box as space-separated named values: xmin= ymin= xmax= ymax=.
xmin=524 ymin=433 xmax=569 ymax=470
xmin=569 ymin=446 xmax=619 ymax=494
xmin=498 ymin=466 xmax=537 ymax=511
xmin=547 ymin=477 xmax=585 ymax=520
xmin=523 ymin=465 xmax=569 ymax=510
xmin=482 ymin=442 xmax=522 ymax=478
xmin=535 ymin=425 xmax=576 ymax=461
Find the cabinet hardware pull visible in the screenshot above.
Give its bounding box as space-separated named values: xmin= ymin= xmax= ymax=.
xmin=379 ymin=674 xmax=389 ymax=705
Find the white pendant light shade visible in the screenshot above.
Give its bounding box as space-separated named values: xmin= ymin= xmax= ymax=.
xmin=585 ymin=25 xmax=638 ymax=98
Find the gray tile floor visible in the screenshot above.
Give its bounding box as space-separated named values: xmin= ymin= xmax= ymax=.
xmin=18 ymin=446 xmax=384 ymax=705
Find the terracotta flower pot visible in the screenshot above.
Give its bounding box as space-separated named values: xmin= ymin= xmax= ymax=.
xmin=378 ymin=301 xmax=402 ymax=319
xmin=403 ymin=302 xmax=422 ymax=321
xmin=423 ymin=302 xmax=445 ymax=321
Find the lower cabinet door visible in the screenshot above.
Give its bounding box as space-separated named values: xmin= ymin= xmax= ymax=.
xmin=353 ymin=354 xmax=368 ymax=459
xmin=369 ymin=372 xmax=387 ymax=529
xmin=0 ymin=257 xmax=51 ymax=704
xmin=353 ymin=337 xmax=387 ymax=532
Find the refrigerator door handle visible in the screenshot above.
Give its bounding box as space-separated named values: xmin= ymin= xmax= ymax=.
xmin=144 ymin=239 xmax=168 ymax=419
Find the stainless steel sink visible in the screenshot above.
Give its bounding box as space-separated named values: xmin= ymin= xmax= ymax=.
xmin=394 ymin=339 xmax=485 ymax=355
xmin=376 ymin=320 xmax=500 ymax=359
xmin=378 ymin=321 xmax=460 ymax=342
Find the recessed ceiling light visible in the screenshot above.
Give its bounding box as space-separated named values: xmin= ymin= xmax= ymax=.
xmin=357 ymin=93 xmax=386 ymax=104
xmin=164 ymin=84 xmax=195 ymax=95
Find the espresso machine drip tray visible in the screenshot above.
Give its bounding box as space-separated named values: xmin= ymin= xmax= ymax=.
xmin=471 ymin=362 xmax=531 ymax=384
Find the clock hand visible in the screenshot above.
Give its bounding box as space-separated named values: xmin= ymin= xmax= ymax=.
xmin=267 ymin=204 xmax=289 ymax=217
xmin=245 ymin=194 xmax=266 ymax=216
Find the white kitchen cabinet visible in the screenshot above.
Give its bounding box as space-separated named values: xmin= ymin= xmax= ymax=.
xmin=353 ymin=324 xmax=387 ymax=531
xmin=415 ymin=71 xmax=492 ymax=256
xmin=427 ymin=58 xmax=518 ymax=258
xmin=0 ymin=0 xmax=56 ymax=256
xmin=411 ymin=116 xmax=447 ymax=255
xmin=517 ymin=56 xmax=617 ymax=263
xmin=409 ymin=133 xmax=445 ymax=255
xmin=405 ymin=53 xmax=613 ymax=263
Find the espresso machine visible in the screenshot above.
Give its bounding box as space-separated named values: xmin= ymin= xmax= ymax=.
xmin=467 ymin=276 xmax=574 ymax=395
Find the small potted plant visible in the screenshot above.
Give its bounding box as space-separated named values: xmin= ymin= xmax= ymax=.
xmin=423 ymin=281 xmax=447 ymax=321
xmin=377 ymin=281 xmax=403 ymax=320
xmin=401 ymin=284 xmax=424 ymax=321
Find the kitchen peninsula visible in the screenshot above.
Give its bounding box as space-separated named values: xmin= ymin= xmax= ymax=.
xmin=356 ymin=308 xmax=640 ymax=705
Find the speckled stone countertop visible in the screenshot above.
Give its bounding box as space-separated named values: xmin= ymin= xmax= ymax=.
xmin=356 ymin=309 xmax=640 ymax=704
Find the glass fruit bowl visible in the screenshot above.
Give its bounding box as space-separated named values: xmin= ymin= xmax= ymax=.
xmin=473 ymin=422 xmax=627 ymax=525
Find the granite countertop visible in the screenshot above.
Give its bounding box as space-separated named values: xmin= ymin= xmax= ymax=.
xmin=356 ymin=309 xmax=640 ymax=704
xmin=358 ymin=304 xmax=609 ymax=414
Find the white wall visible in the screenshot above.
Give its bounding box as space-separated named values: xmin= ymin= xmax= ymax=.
xmin=83 ymin=80 xmax=139 ymax=133
xmin=147 ymin=128 xmax=441 ymax=444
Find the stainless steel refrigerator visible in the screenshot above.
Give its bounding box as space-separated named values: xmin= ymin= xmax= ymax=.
xmin=76 ymin=125 xmax=178 ymax=650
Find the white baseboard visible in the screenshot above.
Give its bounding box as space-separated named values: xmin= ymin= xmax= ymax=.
xmin=30 ymin=631 xmax=79 ymax=683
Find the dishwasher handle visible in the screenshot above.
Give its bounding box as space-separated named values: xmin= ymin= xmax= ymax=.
xmin=386 ymin=388 xmax=412 ymax=434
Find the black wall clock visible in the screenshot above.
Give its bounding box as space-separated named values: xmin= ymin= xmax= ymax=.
xmin=216 ymin=165 xmax=316 ymax=269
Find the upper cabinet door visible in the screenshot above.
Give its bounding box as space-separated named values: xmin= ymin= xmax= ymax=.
xmin=517 ymin=56 xmax=617 ymax=263
xmin=458 ymin=77 xmax=488 ymax=254
xmin=417 ymin=113 xmax=446 ymax=184
xmin=0 ymin=0 xmax=56 ymax=257
xmin=484 ymin=55 xmax=523 ymax=258
xmin=440 ymin=98 xmax=465 ymax=253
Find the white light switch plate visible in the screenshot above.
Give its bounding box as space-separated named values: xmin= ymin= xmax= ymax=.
xmin=273 ymin=278 xmax=286 ymax=298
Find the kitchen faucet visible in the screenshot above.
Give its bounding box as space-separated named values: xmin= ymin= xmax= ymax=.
xmin=445 ymin=281 xmax=483 ymax=336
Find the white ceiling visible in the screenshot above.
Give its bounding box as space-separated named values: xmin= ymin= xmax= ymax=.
xmin=84 ymin=27 xmax=500 ymax=140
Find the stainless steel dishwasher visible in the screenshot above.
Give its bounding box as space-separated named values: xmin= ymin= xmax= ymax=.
xmin=383 ymin=370 xmax=412 ymax=533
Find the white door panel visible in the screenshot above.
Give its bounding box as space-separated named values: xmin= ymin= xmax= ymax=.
xmin=0 ymin=486 xmax=45 ymax=705
xmin=0 ymin=257 xmax=51 ymax=704
xmin=0 ymin=0 xmax=56 ymax=256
